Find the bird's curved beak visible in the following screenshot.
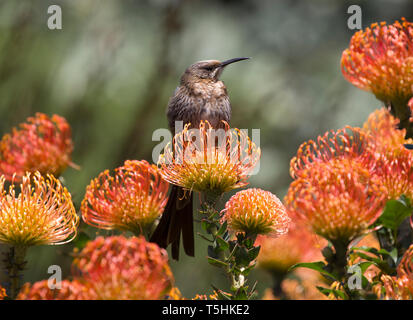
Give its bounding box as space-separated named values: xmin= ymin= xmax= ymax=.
xmin=220 ymin=57 xmax=250 ymax=67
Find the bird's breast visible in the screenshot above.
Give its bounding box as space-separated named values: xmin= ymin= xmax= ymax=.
xmin=167 ymin=81 xmax=231 ymax=132
xmin=192 ymin=81 xmax=227 ymax=100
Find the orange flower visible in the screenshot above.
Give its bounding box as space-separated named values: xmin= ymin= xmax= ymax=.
xmin=72 ymin=236 xmax=174 ymax=300
xmin=285 ymin=159 xmax=386 ymax=244
xmin=17 ymin=280 xmax=91 ymax=300
xmin=158 ymin=121 xmax=260 ymax=195
xmin=222 ymin=188 xmax=290 ymax=237
xmin=363 ymin=108 xmax=412 ymax=154
xmin=0 ymin=172 xmax=79 ymax=246
xmin=363 ymin=108 xmax=413 ymax=200
xmin=283 ymin=271 xmax=328 ymax=300
xmin=0 ymin=285 xmax=6 ymax=300
xmin=81 ymin=160 xmax=168 ymax=235
xmin=289 ymin=127 xmax=374 ymax=179
xmin=380 ymin=245 xmax=413 ymax=300
xmin=341 ymin=19 xmax=413 ymax=106
xmin=0 ymin=113 xmax=75 ymax=182
xmin=256 ymin=222 xmax=323 ymax=274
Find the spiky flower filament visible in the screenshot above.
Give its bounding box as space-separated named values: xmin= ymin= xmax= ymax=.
xmin=158 ymin=121 xmax=261 ymax=195
xmin=222 ymin=188 xmax=290 ymax=237
xmin=0 ymin=172 xmax=79 ymax=246
xmin=285 ymin=159 xmax=386 ymax=244
xmin=363 ymin=108 xmax=413 ymax=200
xmin=0 ymin=113 xmax=75 ymax=182
xmin=17 ymin=280 xmax=90 ymax=300
xmin=380 ymin=245 xmax=413 ymax=300
xmin=341 ymin=19 xmax=413 ymax=106
xmin=290 ymin=126 xmax=375 ymax=179
xmin=81 ymin=160 xmax=169 ymax=235
xmin=72 ymin=236 xmax=174 ymax=300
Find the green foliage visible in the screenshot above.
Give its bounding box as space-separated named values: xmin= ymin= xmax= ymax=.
xmin=377 ymin=196 xmax=412 ymax=232
xmin=200 ymin=199 xmax=261 ymax=300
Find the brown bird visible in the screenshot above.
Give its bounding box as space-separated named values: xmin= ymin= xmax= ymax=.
xmin=150 ymin=57 xmax=249 ymax=260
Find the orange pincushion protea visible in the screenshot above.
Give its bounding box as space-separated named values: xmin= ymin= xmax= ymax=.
xmin=159 ymin=121 xmax=260 ymax=195
xmin=81 ymin=160 xmax=168 ymax=235
xmin=363 ymin=108 xmax=413 ymax=154
xmin=0 ymin=172 xmax=79 ymax=246
xmin=289 ymin=127 xmax=374 ymax=179
xmin=72 ymin=236 xmax=174 ymax=300
xmin=363 ymin=108 xmax=413 ymax=200
xmin=341 ymin=19 xmax=413 ymax=106
xmin=256 ymin=222 xmax=323 ymax=274
xmin=379 ymin=245 xmax=413 ymax=300
xmin=0 ymin=113 xmax=75 ymax=182
xmin=17 ymin=280 xmax=91 ymax=300
xmin=0 ymin=285 xmax=6 ymax=300
xmin=222 ymin=188 xmax=290 ymax=237
xmin=285 ymin=159 xmax=386 ymax=244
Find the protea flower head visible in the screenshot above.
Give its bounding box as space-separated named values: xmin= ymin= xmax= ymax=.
xmin=0 ymin=285 xmax=6 ymax=300
xmin=290 ymin=126 xmax=374 ymax=179
xmin=81 ymin=160 xmax=169 ymax=235
xmin=363 ymin=108 xmax=413 ymax=154
xmin=285 ymin=158 xmax=386 ymax=245
xmin=363 ymin=108 xmax=413 ymax=200
xmin=72 ymin=236 xmax=174 ymax=300
xmin=221 ymin=188 xmax=290 ymax=237
xmin=0 ymin=172 xmax=79 ymax=246
xmin=380 ymin=244 xmax=413 ymax=300
xmin=256 ymin=222 xmax=324 ymax=274
xmin=341 ymin=19 xmax=413 ymax=107
xmin=158 ymin=121 xmax=260 ymax=195
xmin=0 ymin=113 xmax=75 ymax=182
xmin=17 ymin=280 xmax=90 ymax=300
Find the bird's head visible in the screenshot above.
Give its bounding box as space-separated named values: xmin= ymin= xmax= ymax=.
xmin=181 ymin=57 xmax=249 ymax=83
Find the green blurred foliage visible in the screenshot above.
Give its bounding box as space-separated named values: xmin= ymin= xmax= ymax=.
xmin=0 ymin=0 xmax=412 ymax=299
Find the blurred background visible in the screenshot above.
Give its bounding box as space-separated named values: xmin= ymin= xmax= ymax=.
xmin=0 ymin=0 xmax=412 ymax=299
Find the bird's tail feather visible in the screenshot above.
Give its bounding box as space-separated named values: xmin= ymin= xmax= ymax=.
xmin=150 ymin=185 xmax=194 ymax=260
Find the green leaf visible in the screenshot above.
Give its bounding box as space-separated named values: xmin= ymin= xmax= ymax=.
xmin=234 ymin=246 xmax=251 ymax=267
xmin=353 ymin=261 xmax=374 ymax=274
xmin=377 ymin=198 xmax=413 ymax=231
xmin=216 ymin=236 xmax=229 ymax=251
xmin=388 ymin=248 xmax=398 ymax=264
xmin=289 ymin=261 xmax=338 ymax=281
xmin=201 ymin=220 xmax=210 ymax=232
xmin=211 ymin=285 xmax=232 ymax=300
xmin=352 ymin=252 xmax=395 ymax=274
xmin=207 ymin=256 xmax=228 ymax=268
xmin=216 ymin=221 xmax=227 ymax=236
xmin=316 ymin=286 xmax=348 ymax=300
xmin=352 ymin=246 xmax=397 ymax=262
xmin=233 ymin=287 xmax=249 ymax=300
xmin=247 ymin=246 xmax=261 ymax=261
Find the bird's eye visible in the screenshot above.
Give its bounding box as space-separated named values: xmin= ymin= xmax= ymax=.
xmin=203 ymin=66 xmax=214 ymax=71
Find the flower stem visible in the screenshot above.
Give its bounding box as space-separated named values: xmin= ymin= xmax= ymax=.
xmin=3 ymin=245 xmax=27 ymax=299
xmin=330 ymin=240 xmax=349 ymax=280
xmin=388 ymin=98 xmax=413 ymax=138
xmin=199 ymin=192 xmax=261 ymax=300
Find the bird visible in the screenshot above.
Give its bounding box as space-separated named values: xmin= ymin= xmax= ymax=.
xmin=150 ymin=57 xmax=249 ymax=260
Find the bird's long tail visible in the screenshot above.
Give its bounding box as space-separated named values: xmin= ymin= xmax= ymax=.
xmin=150 ymin=185 xmax=194 ymax=260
